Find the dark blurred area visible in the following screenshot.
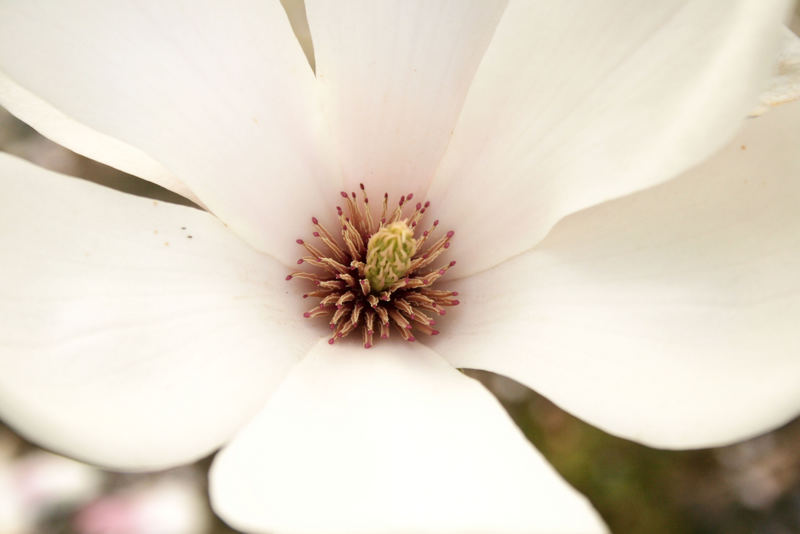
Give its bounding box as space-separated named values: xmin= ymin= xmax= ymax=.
xmin=481 ymin=372 xmax=800 ymax=534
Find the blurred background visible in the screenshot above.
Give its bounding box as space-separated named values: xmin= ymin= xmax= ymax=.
xmin=2 ymin=2 xmax=800 ymax=532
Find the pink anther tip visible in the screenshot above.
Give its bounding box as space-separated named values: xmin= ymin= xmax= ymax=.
xmin=285 ymin=275 xmax=293 ymax=281
xmin=446 ymin=230 xmax=455 ymax=238
xmin=406 ymin=324 xmax=413 ymax=330
xmin=424 ymin=201 xmax=430 ymax=208
xmin=328 ymin=338 xmax=335 ymax=345
xmin=416 ymin=202 xmax=422 ymax=210
xmin=364 ymin=343 xmax=373 ymax=349
xmin=329 ymin=323 xmax=336 ymax=329
xmin=449 ymin=261 xmax=456 ymax=267
xmin=313 ymin=231 xmax=320 ymax=237
xmin=296 ymin=238 xmax=304 ymax=244
xmin=438 ymin=270 xmax=446 ymax=275
xmin=297 ymin=259 xmax=304 ymax=264
xmin=406 ymin=193 xmax=414 ymax=201
xmin=432 ymin=330 xmax=440 ymax=336
xmin=311 ymin=216 xmax=319 ymax=224
xmin=452 ymin=291 xmax=459 ymax=296
xmin=439 ymin=310 xmax=446 ymax=316
xmin=336 ymin=304 xmax=342 ymax=309
xmin=303 ymin=312 xmax=311 ymax=318
xmin=340 ymin=191 xmax=349 ymax=198
xmin=381 ymin=334 xmax=389 ymax=339
xmin=433 ymin=220 xmax=439 ymax=226
xmin=444 ymin=242 xmax=450 ymax=249
xmin=359 ymin=183 xmax=365 ymax=189
xmin=408 ymin=336 xmax=416 ymax=342
xmin=452 ymin=300 xmax=460 ymax=305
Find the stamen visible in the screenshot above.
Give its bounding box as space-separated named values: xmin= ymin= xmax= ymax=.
xmin=351 ymin=301 xmax=364 ymax=325
xmin=336 ymin=292 xmax=356 ymax=308
xmin=287 ymin=271 xmax=325 ymax=282
xmin=292 ymin=239 xmax=319 ymax=260
xmin=367 ymin=294 xmax=380 ymax=309
xmin=331 ymin=304 xmax=352 ymax=326
xmin=380 ymin=321 xmax=391 ymax=340
xmin=380 ymin=193 xmax=389 ymax=224
xmin=388 ymin=309 xmax=412 ymax=331
xmin=304 ymin=305 xmax=332 ymax=319
xmin=318 ymin=280 xmax=345 ymax=291
xmin=312 ymin=217 xmax=348 ymax=264
xmin=410 ymin=308 xmax=436 ymax=327
xmin=392 ymin=297 xmax=415 ymax=318
xmin=303 ymin=289 xmax=332 ymax=299
xmin=359 ymin=278 xmax=371 ymax=296
xmin=337 ymin=272 xmax=357 ymax=287
xmin=374 ymin=305 xmax=389 ymax=326
xmin=289 ymin=185 xmax=459 ymax=348
xmin=319 ymin=293 xmax=341 ymax=307
xmin=363 ymin=313 xmax=376 ymax=348
xmin=320 ymin=257 xmax=350 ymax=274
xmin=359 ymin=183 xmax=375 ymax=235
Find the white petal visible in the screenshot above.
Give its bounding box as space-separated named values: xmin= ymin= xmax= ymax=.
xmin=431 ymin=100 xmax=800 ymax=449
xmin=0 ymin=72 xmax=200 ymax=205
xmin=427 ymin=0 xmax=792 ymax=277
xmin=210 ymin=339 xmax=606 ymax=534
xmin=0 ymin=0 xmax=336 ymax=265
xmin=305 ymin=0 xmax=507 ymax=200
xmin=0 ymin=154 xmax=317 ymax=470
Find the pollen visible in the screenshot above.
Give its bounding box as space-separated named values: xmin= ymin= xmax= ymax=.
xmin=287 ymin=184 xmax=459 ymax=349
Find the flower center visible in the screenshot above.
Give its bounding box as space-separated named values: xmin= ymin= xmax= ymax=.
xmin=287 ymin=184 xmax=459 ymax=349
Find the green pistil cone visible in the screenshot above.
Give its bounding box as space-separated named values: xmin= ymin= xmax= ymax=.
xmin=365 ymin=221 xmax=417 ymax=292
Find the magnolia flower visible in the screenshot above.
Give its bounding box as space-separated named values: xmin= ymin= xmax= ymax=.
xmin=1 ymin=1 xmax=799 ymax=533
xmin=73 ymin=475 xmax=210 ymax=534
xmin=0 ymin=449 xmax=102 ymax=534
